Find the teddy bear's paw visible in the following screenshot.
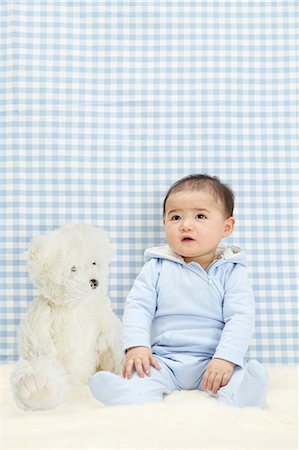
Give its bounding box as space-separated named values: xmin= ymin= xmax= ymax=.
xmin=15 ymin=373 xmax=67 ymax=411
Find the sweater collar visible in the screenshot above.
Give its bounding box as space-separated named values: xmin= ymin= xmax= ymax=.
xmin=144 ymin=244 xmax=247 ymax=267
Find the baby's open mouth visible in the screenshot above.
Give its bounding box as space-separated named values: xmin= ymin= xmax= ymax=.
xmin=182 ymin=237 xmax=195 ymax=242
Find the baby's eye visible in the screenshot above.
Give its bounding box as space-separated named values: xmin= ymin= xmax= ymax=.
xmin=196 ymin=214 xmax=207 ymax=220
xmin=171 ymin=215 xmax=181 ymax=221
xmin=71 ymin=266 xmax=77 ymax=273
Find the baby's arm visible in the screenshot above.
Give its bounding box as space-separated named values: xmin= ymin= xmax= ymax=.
xmin=202 ymin=358 xmax=235 ymax=394
xmin=122 ymin=259 xmax=161 ymax=376
xmin=213 ymin=264 xmax=255 ymax=368
xmin=202 ymin=264 xmax=255 ymax=394
xmin=122 ymin=260 xmax=159 ymax=350
xmin=122 ymin=346 xmax=161 ymax=379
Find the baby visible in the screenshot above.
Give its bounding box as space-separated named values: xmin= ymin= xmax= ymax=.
xmin=90 ymin=174 xmax=268 ymax=407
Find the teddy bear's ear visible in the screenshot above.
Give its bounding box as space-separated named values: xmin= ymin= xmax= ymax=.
xmin=26 ymin=229 xmax=61 ymax=287
xmin=83 ymin=225 xmax=114 ymax=264
xmin=27 ymin=234 xmax=44 ymax=264
xmin=95 ymin=228 xmax=115 ymax=263
xmin=105 ymin=233 xmax=115 ymax=263
xmin=26 ymin=233 xmax=47 ymax=287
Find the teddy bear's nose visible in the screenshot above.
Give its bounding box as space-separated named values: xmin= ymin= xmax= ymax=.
xmin=89 ymin=279 xmax=98 ymax=289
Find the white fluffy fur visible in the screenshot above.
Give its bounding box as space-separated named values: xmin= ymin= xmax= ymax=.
xmin=11 ymin=223 xmax=124 ymax=411
xmin=3 ymin=365 xmax=298 ymax=449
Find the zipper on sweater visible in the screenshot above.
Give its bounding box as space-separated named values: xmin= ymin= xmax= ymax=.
xmin=183 ymin=260 xmax=225 ymax=297
xmin=207 ymin=275 xmax=213 ymax=285
xmin=183 ymin=262 xmax=214 ymax=285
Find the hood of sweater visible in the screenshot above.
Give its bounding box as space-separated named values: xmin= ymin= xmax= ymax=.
xmin=144 ymin=243 xmax=248 ymax=268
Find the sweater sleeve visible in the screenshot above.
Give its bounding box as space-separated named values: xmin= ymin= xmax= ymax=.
xmin=122 ymin=259 xmax=160 ymax=352
xmin=213 ymin=264 xmax=255 ymax=368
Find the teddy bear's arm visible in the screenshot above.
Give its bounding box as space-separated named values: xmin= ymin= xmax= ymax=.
xmin=18 ymin=297 xmax=57 ymax=359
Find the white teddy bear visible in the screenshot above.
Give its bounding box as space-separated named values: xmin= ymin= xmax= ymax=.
xmin=11 ymin=223 xmax=124 ymax=411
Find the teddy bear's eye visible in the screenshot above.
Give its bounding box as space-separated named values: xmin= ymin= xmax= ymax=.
xmin=71 ymin=266 xmax=77 ymax=272
xmin=92 ymin=262 xmax=96 ymax=265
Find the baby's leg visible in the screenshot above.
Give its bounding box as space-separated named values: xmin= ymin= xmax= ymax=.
xmin=89 ymin=359 xmax=177 ymax=406
xmin=216 ymin=359 xmax=268 ymax=408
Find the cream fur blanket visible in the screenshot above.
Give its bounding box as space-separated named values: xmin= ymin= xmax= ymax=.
xmin=2 ymin=364 xmax=297 ymax=449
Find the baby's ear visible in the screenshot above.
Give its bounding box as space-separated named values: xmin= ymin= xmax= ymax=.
xmin=223 ymin=217 xmax=235 ymax=237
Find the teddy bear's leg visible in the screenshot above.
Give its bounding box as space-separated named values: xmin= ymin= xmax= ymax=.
xmin=97 ymin=313 xmax=124 ymax=374
xmin=97 ymin=350 xmax=115 ymax=372
xmin=97 ymin=331 xmax=124 ymax=374
xmin=110 ymin=345 xmax=125 ymax=374
xmin=11 ymin=356 xmax=70 ymax=411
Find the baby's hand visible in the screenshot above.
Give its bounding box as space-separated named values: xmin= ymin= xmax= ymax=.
xmin=122 ymin=346 xmax=161 ymax=379
xmin=202 ymin=358 xmax=235 ymax=394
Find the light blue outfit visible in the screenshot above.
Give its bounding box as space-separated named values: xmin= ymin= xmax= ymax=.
xmin=90 ymin=245 xmax=268 ymax=407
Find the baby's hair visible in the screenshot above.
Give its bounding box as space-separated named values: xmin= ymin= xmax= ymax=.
xmin=163 ymin=174 xmax=235 ymax=218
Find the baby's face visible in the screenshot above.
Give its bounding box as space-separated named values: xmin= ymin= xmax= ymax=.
xmin=163 ymin=190 xmax=235 ymax=268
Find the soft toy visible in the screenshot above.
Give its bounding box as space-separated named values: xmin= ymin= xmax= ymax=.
xmin=11 ymin=223 xmax=124 ymax=411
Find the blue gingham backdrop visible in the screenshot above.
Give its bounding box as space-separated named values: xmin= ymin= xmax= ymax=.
xmin=1 ymin=1 xmax=298 ymax=364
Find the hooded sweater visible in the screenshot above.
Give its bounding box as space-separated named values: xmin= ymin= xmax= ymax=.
xmin=122 ymin=244 xmax=255 ymax=368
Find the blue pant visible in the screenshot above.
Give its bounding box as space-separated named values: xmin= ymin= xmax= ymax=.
xmin=89 ymin=354 xmax=268 ymax=408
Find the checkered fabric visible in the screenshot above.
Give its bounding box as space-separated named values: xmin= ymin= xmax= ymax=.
xmin=1 ymin=1 xmax=298 ymax=363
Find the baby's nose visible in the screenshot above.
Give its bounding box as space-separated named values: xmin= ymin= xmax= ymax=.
xmin=180 ymin=219 xmax=193 ymax=231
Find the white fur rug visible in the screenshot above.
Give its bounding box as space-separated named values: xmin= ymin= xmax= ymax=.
xmin=2 ymin=364 xmax=297 ymax=449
